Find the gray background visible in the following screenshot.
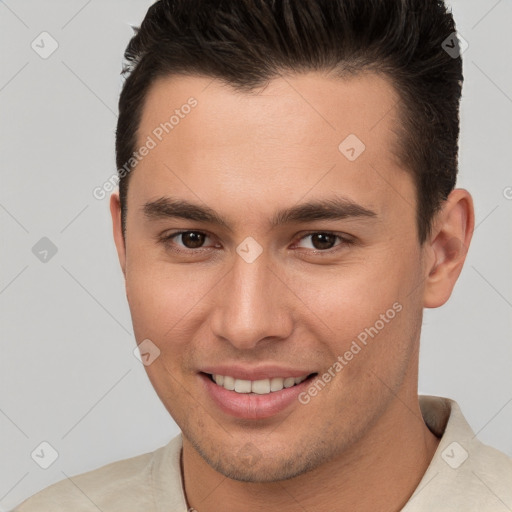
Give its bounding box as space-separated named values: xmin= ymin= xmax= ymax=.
xmin=1 ymin=0 xmax=511 ymax=509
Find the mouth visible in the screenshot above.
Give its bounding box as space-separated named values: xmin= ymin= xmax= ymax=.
xmin=200 ymin=371 xmax=318 ymax=420
xmin=205 ymin=372 xmax=316 ymax=394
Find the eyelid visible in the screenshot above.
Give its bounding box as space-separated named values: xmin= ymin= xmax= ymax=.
xmin=292 ymin=231 xmax=354 ymax=252
xmin=157 ymin=229 xmax=354 ymax=254
xmin=157 ymin=229 xmax=218 ymax=250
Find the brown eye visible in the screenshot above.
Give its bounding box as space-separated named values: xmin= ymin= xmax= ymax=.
xmin=297 ymin=233 xmax=341 ymax=250
xmin=311 ymin=233 xmax=337 ymax=250
xmin=158 ymin=230 xmax=219 ymax=254
xmin=179 ymin=231 xmax=207 ymax=248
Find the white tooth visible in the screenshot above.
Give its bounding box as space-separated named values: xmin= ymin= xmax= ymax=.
xmin=252 ymin=379 xmax=271 ymax=394
xmin=283 ymin=377 xmax=295 ymax=388
xmin=270 ymin=377 xmax=285 ymax=392
xmin=234 ymin=378 xmax=252 ymax=393
xmin=223 ymin=375 xmax=235 ymax=390
xmin=218 ymin=374 xmax=306 ymax=393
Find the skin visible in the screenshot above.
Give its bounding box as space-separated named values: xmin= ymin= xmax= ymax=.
xmin=110 ymin=71 xmax=474 ymax=512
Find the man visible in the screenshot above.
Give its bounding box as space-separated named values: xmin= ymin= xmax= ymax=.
xmin=15 ymin=0 xmax=512 ymax=510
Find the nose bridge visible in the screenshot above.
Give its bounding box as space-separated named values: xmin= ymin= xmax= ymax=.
xmin=210 ymin=254 xmax=292 ymax=349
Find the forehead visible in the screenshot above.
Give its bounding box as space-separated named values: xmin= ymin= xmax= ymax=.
xmin=131 ymin=71 xmax=413 ymax=227
xmin=139 ymin=70 xmax=401 ymax=151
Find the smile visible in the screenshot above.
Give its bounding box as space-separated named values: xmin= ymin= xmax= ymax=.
xmin=208 ymin=373 xmax=310 ymax=394
xmin=200 ymin=371 xmax=318 ymax=419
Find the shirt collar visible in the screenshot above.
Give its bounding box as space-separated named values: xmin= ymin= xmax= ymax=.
xmin=152 ymin=395 xmax=509 ymax=511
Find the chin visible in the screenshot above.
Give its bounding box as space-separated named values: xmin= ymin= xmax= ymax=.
xmin=192 ymin=438 xmax=324 ymax=483
xmin=209 ymin=459 xmax=315 ymax=483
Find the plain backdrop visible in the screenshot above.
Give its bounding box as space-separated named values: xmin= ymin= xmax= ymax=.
xmin=1 ymin=0 xmax=511 ymax=509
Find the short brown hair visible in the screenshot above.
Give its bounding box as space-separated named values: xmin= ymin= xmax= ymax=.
xmin=116 ymin=0 xmax=463 ymax=243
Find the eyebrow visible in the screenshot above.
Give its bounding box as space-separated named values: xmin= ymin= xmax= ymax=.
xmin=142 ymin=196 xmax=377 ymax=229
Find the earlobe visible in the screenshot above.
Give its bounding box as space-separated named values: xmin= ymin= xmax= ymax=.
xmin=110 ymin=191 xmax=127 ymax=278
xmin=423 ymin=189 xmax=474 ymax=308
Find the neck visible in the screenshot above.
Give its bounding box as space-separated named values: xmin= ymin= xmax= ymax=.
xmin=182 ymin=394 xmax=440 ymax=512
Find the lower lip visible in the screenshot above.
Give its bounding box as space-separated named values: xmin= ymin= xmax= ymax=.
xmin=200 ymin=373 xmax=315 ymax=420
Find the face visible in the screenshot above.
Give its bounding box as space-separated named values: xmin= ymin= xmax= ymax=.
xmin=112 ymin=71 xmax=432 ymax=481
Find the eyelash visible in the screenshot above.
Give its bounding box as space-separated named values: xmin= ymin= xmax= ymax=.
xmin=157 ymin=230 xmax=355 ymax=256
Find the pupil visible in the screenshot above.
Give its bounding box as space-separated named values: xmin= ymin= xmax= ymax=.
xmin=183 ymin=232 xmax=205 ymax=248
xmin=312 ymin=233 xmax=336 ymax=250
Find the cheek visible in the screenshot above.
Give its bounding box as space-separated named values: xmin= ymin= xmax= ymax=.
xmin=288 ymin=247 xmax=422 ymax=370
xmin=125 ymin=254 xmax=220 ymax=359
xmin=125 ymin=263 xmax=207 ymax=407
xmin=292 ymin=256 xmax=414 ymax=331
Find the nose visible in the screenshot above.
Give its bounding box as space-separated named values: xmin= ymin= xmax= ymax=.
xmin=209 ymin=253 xmax=294 ymax=350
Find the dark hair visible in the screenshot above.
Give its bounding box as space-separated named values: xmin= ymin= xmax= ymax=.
xmin=116 ymin=0 xmax=463 ymax=243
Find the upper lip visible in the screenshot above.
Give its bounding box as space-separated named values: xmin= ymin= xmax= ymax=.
xmin=200 ymin=364 xmax=315 ymax=381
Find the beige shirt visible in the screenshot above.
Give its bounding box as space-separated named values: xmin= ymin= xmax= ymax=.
xmin=14 ymin=395 xmax=512 ymax=511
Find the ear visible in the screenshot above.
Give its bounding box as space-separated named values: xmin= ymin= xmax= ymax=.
xmin=423 ymin=188 xmax=475 ymax=308
xmin=110 ymin=191 xmax=126 ymax=278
